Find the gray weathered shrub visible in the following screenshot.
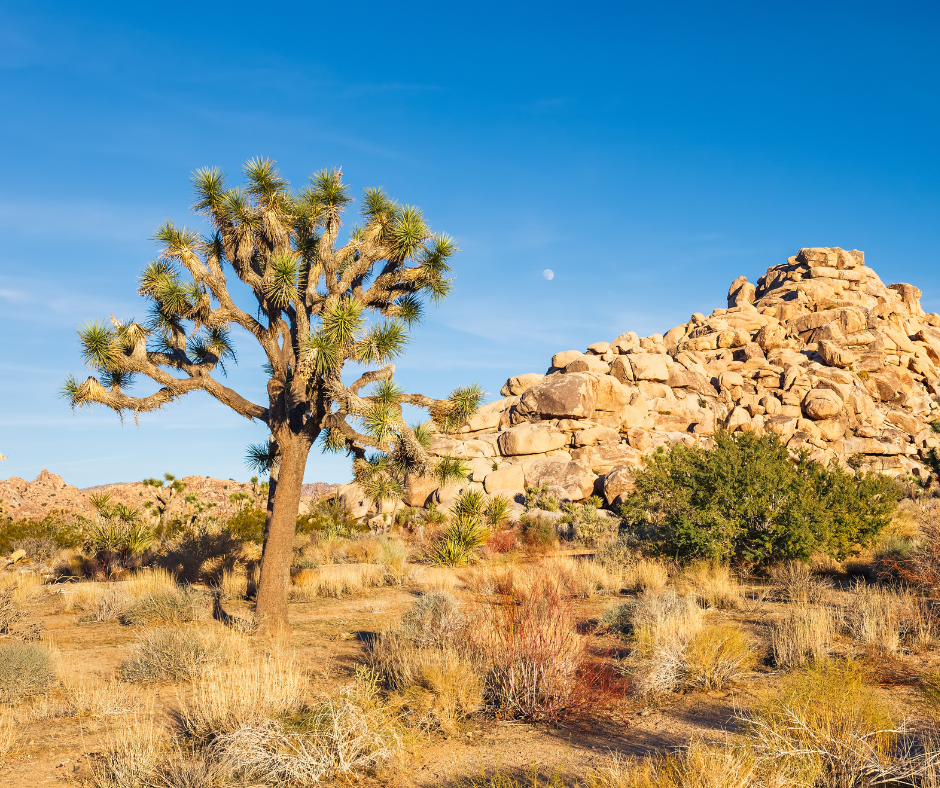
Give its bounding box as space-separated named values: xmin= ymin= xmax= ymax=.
xmin=0 ymin=641 xmax=56 ymax=703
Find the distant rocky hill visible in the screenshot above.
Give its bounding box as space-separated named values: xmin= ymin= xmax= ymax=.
xmin=0 ymin=470 xmax=339 ymax=523
xmin=345 ymin=246 xmax=940 ymax=516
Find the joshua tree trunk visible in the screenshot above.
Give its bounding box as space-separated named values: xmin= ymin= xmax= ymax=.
xmin=255 ymin=433 xmax=311 ymax=632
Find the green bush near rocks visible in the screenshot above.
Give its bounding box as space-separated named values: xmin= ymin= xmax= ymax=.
xmin=619 ymin=431 xmax=901 ymax=565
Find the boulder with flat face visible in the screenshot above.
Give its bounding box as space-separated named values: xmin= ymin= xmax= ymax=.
xmin=496 ymin=423 xmax=569 ymax=456
xmin=483 ymin=464 xmax=526 ymax=494
xmin=500 ymin=373 xmax=545 ymax=396
xmin=521 ymin=457 xmax=596 ymax=501
xmin=517 ymin=373 xmax=597 ymax=419
xmin=626 ymin=353 xmax=671 ymax=382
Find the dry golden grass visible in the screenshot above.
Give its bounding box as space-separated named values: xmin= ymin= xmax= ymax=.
xmin=622 ymin=558 xmax=670 ymax=593
xmin=0 ymin=572 xmax=43 ymax=606
xmin=177 ymin=650 xmax=305 ymax=741
xmin=218 ymin=566 xmax=248 ymax=600
xmin=542 ymin=556 xmax=621 ymax=598
xmin=744 ymin=660 xmax=901 ymax=788
xmin=31 ymin=674 xmax=140 ymax=720
xmin=122 ymin=567 xmax=178 ymax=597
xmin=770 ymin=561 xmax=831 ymax=604
xmin=87 ymin=712 xmax=164 ymax=788
xmin=628 ymin=590 xmax=755 ymax=696
xmin=291 ymin=563 xmax=385 ymax=599
xmin=770 ymin=602 xmax=833 ymax=668
xmin=844 ymin=582 xmax=934 ymax=655
xmin=213 ymin=682 xmax=403 ymax=786
xmin=387 ymin=647 xmax=483 ymax=732
xmin=676 ymin=561 xmax=741 ymax=609
xmin=416 ymin=566 xmax=459 ymax=594
xmin=0 ymin=708 xmax=14 ymax=764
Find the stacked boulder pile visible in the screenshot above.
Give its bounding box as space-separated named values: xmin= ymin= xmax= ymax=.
xmin=342 ymin=248 xmax=940 ymax=517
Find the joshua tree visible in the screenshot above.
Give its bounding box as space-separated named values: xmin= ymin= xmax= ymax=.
xmin=62 ymin=160 xmax=481 ymax=631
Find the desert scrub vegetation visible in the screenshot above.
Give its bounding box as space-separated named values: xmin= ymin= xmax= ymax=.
xmin=842 ymin=581 xmax=934 ymax=654
xmin=742 ymin=659 xmax=925 ymax=787
xmin=121 ymin=626 xmax=243 ymax=683
xmin=0 ymin=641 xmax=56 ymax=703
xmin=769 ymin=560 xmax=832 ymax=604
xmin=619 ymin=590 xmax=754 ymax=695
xmin=30 ymin=674 xmax=139 ymax=720
xmin=770 ymin=602 xmax=834 ymax=668
xmin=675 ymin=560 xmax=741 ymax=609
xmin=619 ymin=430 xmax=901 ymax=564
xmin=291 ymin=562 xmax=386 ymax=599
xmin=369 ymin=591 xmax=483 ymax=731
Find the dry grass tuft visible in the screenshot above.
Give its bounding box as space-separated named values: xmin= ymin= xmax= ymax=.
xmin=87 ymin=714 xmax=165 ymax=788
xmin=415 ymin=566 xmax=458 ymax=594
xmin=622 ymin=558 xmax=670 ymax=593
xmin=770 ymin=561 xmax=831 ymax=604
xmin=676 ymin=561 xmax=741 ymax=609
xmin=744 ymin=660 xmax=903 ymax=788
xmin=0 ymin=572 xmax=43 ymax=607
xmin=120 ymin=587 xmax=212 ymax=626
xmin=770 ymin=602 xmax=834 ymax=669
xmin=0 ymin=641 xmax=56 ymax=703
xmin=122 ymin=626 xmax=245 ymax=683
xmin=628 ymin=590 xmax=753 ymax=695
xmin=177 ymin=650 xmax=305 ymax=742
xmin=0 ymin=708 xmax=14 ymax=764
xmin=213 ymin=684 xmax=402 ymax=786
xmin=32 ymin=675 xmax=139 ymax=720
xmin=542 ymin=556 xmax=621 ymax=598
xmin=844 ymin=582 xmax=934 ymax=655
xmin=291 ymin=563 xmax=385 ymax=599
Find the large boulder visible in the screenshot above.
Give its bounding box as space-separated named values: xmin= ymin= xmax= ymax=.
xmin=483 ymin=464 xmax=526 ymax=494
xmin=552 ymin=350 xmax=585 ymax=368
xmin=600 ymin=466 xmax=636 ymax=506
xmin=623 ymin=353 xmax=670 ymax=382
xmin=497 ymin=423 xmax=569 ymax=456
xmin=460 ymin=397 xmax=516 ymax=433
xmin=570 ymin=443 xmax=642 ymax=474
xmin=517 ymin=373 xmax=597 ymax=419
xmin=403 ymin=474 xmax=438 ymax=507
xmin=521 ymin=458 xmax=595 ymax=501
xmin=500 ymin=373 xmax=545 ymax=396
xmin=802 ymin=389 xmax=843 ymax=420
xmin=817 ymin=340 xmax=858 ymax=369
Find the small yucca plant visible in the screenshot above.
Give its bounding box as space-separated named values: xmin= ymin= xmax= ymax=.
xmin=450 ymin=489 xmax=487 ymax=519
xmin=484 ymin=494 xmax=513 ymax=526
xmin=430 ymin=516 xmax=489 ymax=567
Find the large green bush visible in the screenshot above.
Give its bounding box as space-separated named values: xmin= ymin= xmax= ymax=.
xmin=618 ymin=431 xmax=900 ymax=564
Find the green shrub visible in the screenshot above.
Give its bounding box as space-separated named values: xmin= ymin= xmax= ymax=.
xmin=560 ymin=503 xmax=611 ymax=545
xmin=226 ymin=506 xmax=266 ymax=542
xmin=119 ymin=587 xmax=212 ymax=626
xmin=619 ymin=431 xmax=901 ymax=564
xmin=519 ymin=513 xmax=557 ymax=551
xmin=0 ymin=512 xmax=85 ymax=555
xmin=450 ymin=489 xmax=487 ymax=519
xmin=296 ymin=497 xmax=364 ymax=538
xmin=525 ymin=482 xmax=559 ymax=512
xmin=0 ymin=642 xmax=56 ymax=702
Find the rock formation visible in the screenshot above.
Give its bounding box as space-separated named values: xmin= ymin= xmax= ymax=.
xmin=0 ymin=471 xmax=338 ymax=523
xmin=342 ymin=247 xmax=940 ymax=517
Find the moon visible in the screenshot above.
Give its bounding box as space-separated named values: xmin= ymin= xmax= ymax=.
xmin=542 ymin=269 xmax=554 ymax=281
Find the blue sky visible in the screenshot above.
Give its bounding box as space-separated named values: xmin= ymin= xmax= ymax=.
xmin=1 ymin=1 xmax=938 ymax=487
